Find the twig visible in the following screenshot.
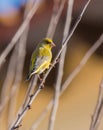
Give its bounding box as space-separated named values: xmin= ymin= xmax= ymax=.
xmin=61 ymin=33 xmax=103 ymax=94
xmin=22 ymin=0 xmax=38 ymax=108
xmin=9 ymin=0 xmax=91 ymax=129
xmin=0 ymin=44 xmax=18 ymax=115
xmin=23 ymin=76 xmax=38 ymax=108
xmin=30 ymin=33 xmax=103 ymax=130
xmin=24 ymin=0 xmax=66 ymax=109
xmin=9 ymin=0 xmax=64 ymax=128
xmin=0 ymin=45 xmax=19 ymax=130
xmin=30 ymin=1 xmax=67 ymax=129
xmin=46 ymin=0 xmax=66 ymax=39
xmin=90 ymin=79 xmax=103 ymax=130
xmin=37 ymin=0 xmax=91 ymax=96
xmin=8 ymin=0 xmax=39 ymax=129
xmin=16 ymin=76 xmax=38 ymax=130
xmin=15 ymin=76 xmax=38 ymax=130
xmin=10 ymin=86 xmax=42 ymax=130
xmin=0 ymin=0 xmax=44 ymax=69
xmin=48 ymin=0 xmax=74 ymax=130
xmin=7 ymin=26 xmax=28 ymax=128
xmin=0 ymin=0 xmax=43 ymax=117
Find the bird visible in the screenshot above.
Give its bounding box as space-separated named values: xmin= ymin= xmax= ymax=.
xmin=26 ymin=37 xmax=55 ymax=81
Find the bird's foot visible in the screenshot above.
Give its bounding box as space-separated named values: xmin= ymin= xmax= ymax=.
xmin=38 ymin=75 xmax=43 ymax=82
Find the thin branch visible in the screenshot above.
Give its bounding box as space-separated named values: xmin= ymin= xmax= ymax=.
xmin=9 ymin=0 xmax=91 ymax=129
xmin=46 ymin=0 xmax=66 ymax=39
xmin=0 ymin=45 xmax=18 ymax=115
xmin=61 ymin=33 xmax=103 ymax=94
xmin=24 ymin=0 xmax=65 ymax=103
xmin=10 ymin=76 xmax=38 ymax=130
xmin=30 ymin=33 xmax=103 ymax=130
xmin=7 ymin=26 xmax=28 ymax=128
xmin=18 ymin=76 xmax=38 ymax=130
xmin=90 ymin=79 xmax=103 ymax=130
xmin=20 ymin=0 xmax=40 ymax=108
xmin=24 ymin=0 xmax=66 ymax=109
xmin=23 ymin=76 xmax=38 ymax=108
xmin=0 ymin=0 xmax=44 ymax=69
xmin=0 ymin=0 xmax=42 ymax=116
xmin=36 ymin=0 xmax=91 ymax=96
xmin=0 ymin=45 xmax=18 ymax=129
xmin=9 ymin=86 xmax=42 ymax=130
xmin=8 ymin=0 xmax=39 ymax=128
xmin=48 ymin=0 xmax=74 ymax=130
xmin=9 ymin=0 xmax=65 ymax=129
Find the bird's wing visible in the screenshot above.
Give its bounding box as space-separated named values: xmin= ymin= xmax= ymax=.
xmin=26 ymin=44 xmax=52 ymax=80
xmin=31 ymin=46 xmax=51 ymax=72
xmin=33 ymin=55 xmax=50 ymax=72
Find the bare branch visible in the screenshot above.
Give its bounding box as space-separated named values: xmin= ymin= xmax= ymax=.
xmin=7 ymin=26 xmax=28 ymax=128
xmin=0 ymin=0 xmax=44 ymax=69
xmin=90 ymin=80 xmax=103 ymax=130
xmin=23 ymin=76 xmax=38 ymax=108
xmin=8 ymin=0 xmax=39 ymax=128
xmin=0 ymin=0 xmax=43 ymax=116
xmin=46 ymin=0 xmax=66 ymax=39
xmin=61 ymin=34 xmax=103 ymax=94
xmin=48 ymin=0 xmax=74 ymax=130
xmin=0 ymin=45 xmax=18 ymax=115
xmin=9 ymin=0 xmax=91 ymax=129
xmin=30 ymin=33 xmax=103 ymax=130
xmin=36 ymin=0 xmax=91 ymax=99
xmin=9 ymin=0 xmax=65 ymax=128
xmin=9 ymin=86 xmax=42 ymax=130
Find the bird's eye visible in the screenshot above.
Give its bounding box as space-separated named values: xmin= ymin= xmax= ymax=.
xmin=46 ymin=41 xmax=51 ymax=44
xmin=43 ymin=38 xmax=53 ymax=44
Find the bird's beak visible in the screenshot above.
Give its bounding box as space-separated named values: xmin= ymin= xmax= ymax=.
xmin=51 ymin=42 xmax=55 ymax=47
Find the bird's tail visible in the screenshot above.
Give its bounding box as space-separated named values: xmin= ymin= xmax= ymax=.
xmin=25 ymin=73 xmax=32 ymax=81
xmin=25 ymin=70 xmax=36 ymax=81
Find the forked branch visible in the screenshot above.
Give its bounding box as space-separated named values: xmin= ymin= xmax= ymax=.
xmin=9 ymin=0 xmax=91 ymax=129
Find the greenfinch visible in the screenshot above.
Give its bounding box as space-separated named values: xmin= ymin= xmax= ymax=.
xmin=26 ymin=38 xmax=55 ymax=80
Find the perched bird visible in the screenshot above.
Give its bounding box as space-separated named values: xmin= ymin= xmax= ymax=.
xmin=26 ymin=38 xmax=55 ymax=80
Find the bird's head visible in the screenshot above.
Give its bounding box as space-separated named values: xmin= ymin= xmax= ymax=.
xmin=42 ymin=38 xmax=55 ymax=48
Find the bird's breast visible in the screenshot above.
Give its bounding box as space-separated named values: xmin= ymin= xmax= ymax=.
xmin=39 ymin=47 xmax=52 ymax=58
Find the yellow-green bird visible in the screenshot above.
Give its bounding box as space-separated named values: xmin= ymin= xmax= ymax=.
xmin=26 ymin=38 xmax=55 ymax=80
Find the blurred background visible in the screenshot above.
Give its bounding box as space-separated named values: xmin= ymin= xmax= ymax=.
xmin=0 ymin=0 xmax=103 ymax=130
